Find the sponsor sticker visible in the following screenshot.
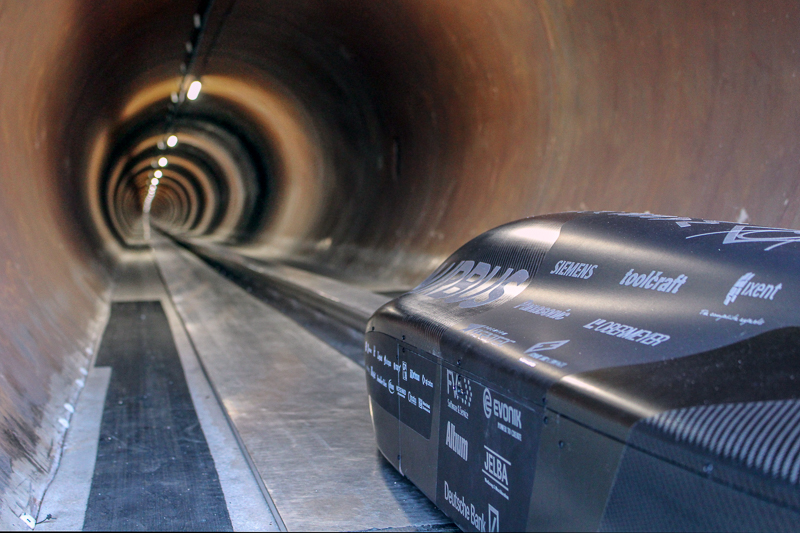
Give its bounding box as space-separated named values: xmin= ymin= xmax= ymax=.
xmin=549 ymin=259 xmax=598 ymax=279
xmin=488 ymin=505 xmax=500 ymax=533
xmin=412 ymin=260 xmax=531 ymax=308
xmin=583 ymin=318 xmax=670 ymax=346
xmin=724 ymin=272 xmax=782 ymax=305
xmin=604 ymin=211 xmax=722 ymax=228
xmin=462 ymin=324 xmax=516 ymax=347
xmin=619 ymin=268 xmax=688 ymax=294
xmin=483 ymin=388 xmax=522 ymax=441
xmin=605 ymin=211 xmax=800 ymax=250
xmin=438 ymin=376 xmax=538 ymax=532
xmin=443 ymin=481 xmax=488 ymax=532
xmin=446 ymin=369 xmax=473 ymax=420
xmin=397 ymin=347 xmax=436 ymax=436
xmin=688 ymin=225 xmax=800 ymax=251
xmin=445 ymin=421 xmax=469 ymax=461
xmin=523 ymin=340 xmax=570 ymax=368
xmin=365 ymin=337 xmax=399 ymax=418
xmin=699 ymin=309 xmax=766 ymax=326
xmin=482 ymin=446 xmax=510 ymax=500
xmin=514 ymin=300 xmax=571 ymax=320
xmin=366 ymin=334 xmax=437 ymax=438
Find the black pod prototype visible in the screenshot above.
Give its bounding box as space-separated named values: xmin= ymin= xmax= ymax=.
xmin=365 ymin=211 xmax=800 ymax=532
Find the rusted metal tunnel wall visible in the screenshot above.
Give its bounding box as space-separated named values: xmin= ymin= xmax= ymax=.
xmin=1 ymin=0 xmax=800 ymax=526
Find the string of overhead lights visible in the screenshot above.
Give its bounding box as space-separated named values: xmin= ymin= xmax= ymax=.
xmin=146 ymin=1 xmax=216 ymax=215
xmin=160 ymin=0 xmax=218 ymax=144
xmin=170 ymin=0 xmax=214 ymax=110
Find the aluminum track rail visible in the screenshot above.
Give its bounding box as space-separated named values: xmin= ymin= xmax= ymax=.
xmin=152 ymin=235 xmax=453 ymax=531
xmin=173 ymin=237 xmax=392 ymax=334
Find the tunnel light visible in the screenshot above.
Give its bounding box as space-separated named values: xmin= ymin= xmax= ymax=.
xmin=143 ymin=187 xmax=157 ymax=214
xmin=157 ymin=140 xmax=166 ymax=150
xmin=154 ymin=170 xmax=163 ymax=178
xmin=166 ymin=135 xmax=178 ymax=148
xmin=170 ymin=92 xmax=179 ymax=103
xmin=194 ymin=13 xmax=201 ymax=28
xmin=187 ymin=80 xmax=202 ymax=101
xmin=158 ymin=157 xmax=168 ymax=167
xmin=143 ymin=177 xmax=158 ymax=214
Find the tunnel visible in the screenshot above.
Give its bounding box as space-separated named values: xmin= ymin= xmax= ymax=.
xmin=2 ymin=0 xmax=800 ymax=530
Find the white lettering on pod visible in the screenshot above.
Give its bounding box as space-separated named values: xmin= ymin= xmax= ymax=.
xmin=549 ymin=260 xmax=598 ymax=279
xmin=482 ymin=446 xmax=510 ymax=500
xmin=583 ymin=318 xmax=670 ymax=346
xmin=412 ymin=261 xmax=530 ymax=308
xmin=523 ymin=340 xmax=569 ymax=368
xmin=483 ymin=387 xmax=522 ymax=429
xmin=445 ymin=421 xmax=469 ymax=461
xmin=462 ymin=324 xmax=516 ymax=347
xmin=514 ymin=300 xmax=571 ymax=320
xmin=619 ymin=268 xmax=688 ymax=294
xmin=724 ymin=272 xmax=782 ymax=305
xmin=443 ymin=481 xmax=487 ymax=531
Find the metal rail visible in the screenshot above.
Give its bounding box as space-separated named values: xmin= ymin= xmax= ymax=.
xmin=172 ymin=237 xmax=392 ymax=333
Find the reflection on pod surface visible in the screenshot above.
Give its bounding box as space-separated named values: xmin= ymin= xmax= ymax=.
xmin=368 ymin=212 xmax=800 ymax=531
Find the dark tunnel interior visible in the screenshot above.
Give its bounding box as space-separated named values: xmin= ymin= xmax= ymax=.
xmin=2 ymin=0 xmax=800 ymax=527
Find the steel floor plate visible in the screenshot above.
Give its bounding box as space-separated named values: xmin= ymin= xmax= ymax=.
xmin=153 ymin=238 xmax=452 ymax=531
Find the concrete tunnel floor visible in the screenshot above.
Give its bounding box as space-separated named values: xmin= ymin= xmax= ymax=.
xmin=2 ymin=0 xmax=800 ymax=530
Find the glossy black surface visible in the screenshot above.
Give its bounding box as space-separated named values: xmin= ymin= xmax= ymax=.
xmin=367 ymin=212 xmax=800 ymax=531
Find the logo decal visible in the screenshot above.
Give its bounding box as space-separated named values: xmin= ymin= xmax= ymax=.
xmin=483 ymin=387 xmax=522 ymax=440
xmin=412 ymin=260 xmax=530 ymax=308
xmin=699 ymin=309 xmax=765 ymax=326
xmin=462 ymin=324 xmax=516 ymax=347
xmin=523 ymin=340 xmax=569 ymax=368
xmin=604 ymin=211 xmax=722 ymax=227
xmin=488 ymin=504 xmax=500 ymax=533
xmin=514 ymin=300 xmax=571 ymax=320
xmin=584 ymin=318 xmax=670 ymax=347
xmin=443 ymin=481 xmax=487 ymax=531
xmin=604 ymin=213 xmax=800 ymax=250
xmin=447 ymin=369 xmax=473 ymax=407
xmin=724 ymin=272 xmax=782 ymax=305
xmin=445 ymin=421 xmax=469 ymax=461
xmin=688 ymin=225 xmax=800 ymax=251
xmin=483 ymin=446 xmax=510 ymax=500
xmin=619 ymin=268 xmax=688 ymax=294
xmin=526 ymin=340 xmax=570 ymax=353
xmin=549 ymin=259 xmax=597 ymax=279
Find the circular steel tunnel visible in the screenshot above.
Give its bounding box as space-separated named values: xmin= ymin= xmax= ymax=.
xmin=2 ymin=0 xmax=800 ymax=525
